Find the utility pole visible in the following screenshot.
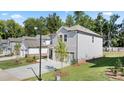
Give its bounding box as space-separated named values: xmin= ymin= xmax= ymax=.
xmin=39 ymin=28 xmax=42 ymax=81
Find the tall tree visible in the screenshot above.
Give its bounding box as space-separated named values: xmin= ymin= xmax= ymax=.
xmin=107 ymin=14 xmax=120 ymax=47
xmin=46 ymin=13 xmax=63 ymax=33
xmin=6 ymin=19 xmax=23 ymax=38
xmin=95 ymin=12 xmax=106 ymax=35
xmin=36 ymin=17 xmax=49 ymax=35
xmin=74 ymin=11 xmax=85 ymax=24
xmin=65 ymin=15 xmax=74 ymax=27
xmin=0 ymin=20 xmax=6 ymax=39
xmin=24 ymin=18 xmax=38 ymax=36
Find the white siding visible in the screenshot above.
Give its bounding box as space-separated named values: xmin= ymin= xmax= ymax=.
xmin=28 ymin=48 xmax=48 ymax=55
xmin=77 ymin=33 xmax=103 ymax=60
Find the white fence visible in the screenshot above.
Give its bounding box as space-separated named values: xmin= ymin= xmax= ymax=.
xmin=103 ymin=47 xmax=124 ymax=52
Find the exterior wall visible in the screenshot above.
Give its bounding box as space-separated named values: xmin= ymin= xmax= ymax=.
xmin=77 ymin=32 xmax=103 ymax=60
xmin=28 ymin=48 xmax=48 ymax=55
xmin=52 ymin=28 xmax=77 ymax=60
xmin=9 ymin=42 xmax=22 ymax=54
xmin=20 ymin=44 xmax=27 ymax=57
xmin=52 ymin=27 xmax=103 ymax=62
xmin=43 ymin=40 xmax=51 ymax=45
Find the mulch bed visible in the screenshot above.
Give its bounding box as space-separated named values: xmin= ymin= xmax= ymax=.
xmin=73 ymin=59 xmax=87 ymax=67
xmin=105 ymin=68 xmax=124 ymax=80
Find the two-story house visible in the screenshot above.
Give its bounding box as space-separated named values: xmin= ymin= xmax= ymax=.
xmin=49 ymin=25 xmax=103 ymax=63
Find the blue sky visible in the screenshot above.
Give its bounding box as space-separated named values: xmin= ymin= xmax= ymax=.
xmin=0 ymin=11 xmax=123 ymax=26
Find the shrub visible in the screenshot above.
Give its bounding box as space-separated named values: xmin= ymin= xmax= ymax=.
xmin=71 ymin=60 xmax=77 ymax=65
xmin=121 ymin=68 xmax=124 ymax=76
xmin=114 ymin=58 xmax=122 ymax=69
xmin=113 ymin=69 xmax=118 ymax=76
xmin=26 ymin=57 xmax=33 ymax=63
xmin=33 ymin=56 xmax=36 ymax=60
xmin=25 ymin=54 xmax=28 ymax=58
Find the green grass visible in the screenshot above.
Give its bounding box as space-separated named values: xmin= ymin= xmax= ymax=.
xmin=104 ymin=52 xmax=124 ymax=57
xmin=0 ymin=58 xmax=31 ymax=69
xmin=25 ymin=52 xmax=124 ymax=81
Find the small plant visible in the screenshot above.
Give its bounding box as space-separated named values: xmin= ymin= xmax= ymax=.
xmin=71 ymin=60 xmax=77 ymax=65
xmin=26 ymin=57 xmax=33 ymax=63
xmin=113 ymin=69 xmax=119 ymax=76
xmin=120 ymin=68 xmax=124 ymax=76
xmin=25 ymin=54 xmax=28 ymax=58
xmin=114 ymin=58 xmax=122 ymax=69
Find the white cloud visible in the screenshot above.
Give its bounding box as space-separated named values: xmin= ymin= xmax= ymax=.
xmin=1 ymin=13 xmax=8 ymax=16
xmin=11 ymin=14 xmax=23 ymax=19
xmin=65 ymin=11 xmax=70 ymax=15
xmin=103 ymin=12 xmax=113 ymax=16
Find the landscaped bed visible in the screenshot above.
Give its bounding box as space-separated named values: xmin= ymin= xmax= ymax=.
xmin=25 ymin=52 xmax=124 ymax=81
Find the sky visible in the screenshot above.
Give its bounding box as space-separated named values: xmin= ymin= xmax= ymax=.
xmin=0 ymin=11 xmax=123 ymax=26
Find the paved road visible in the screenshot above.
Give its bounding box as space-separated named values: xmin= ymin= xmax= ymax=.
xmin=5 ymin=59 xmax=69 ymax=80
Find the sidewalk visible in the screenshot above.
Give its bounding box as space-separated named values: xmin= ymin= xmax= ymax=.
xmin=0 ymin=56 xmax=23 ymax=62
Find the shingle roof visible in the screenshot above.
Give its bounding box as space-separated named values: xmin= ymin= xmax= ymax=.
xmin=8 ymin=38 xmax=22 ymax=42
xmin=22 ymin=36 xmax=36 ymax=40
xmin=0 ymin=39 xmax=8 ymax=44
xmin=24 ymin=39 xmax=39 ymax=48
xmin=24 ymin=39 xmax=47 ymax=48
xmin=62 ymin=25 xmax=101 ymax=37
xmin=36 ymin=35 xmax=50 ymax=40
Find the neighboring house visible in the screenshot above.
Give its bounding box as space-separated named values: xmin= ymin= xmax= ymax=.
xmin=8 ymin=38 xmax=22 ymax=55
xmin=0 ymin=39 xmax=10 ymax=55
xmin=20 ymin=35 xmax=51 ymax=57
xmin=50 ymin=25 xmax=103 ymax=63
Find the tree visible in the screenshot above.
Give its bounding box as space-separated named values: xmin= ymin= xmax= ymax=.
xmin=14 ymin=43 xmax=21 ymax=64
xmin=0 ymin=20 xmax=6 ymax=39
xmin=24 ymin=18 xmax=38 ymax=36
xmin=65 ymin=15 xmax=74 ymax=27
xmin=36 ymin=17 xmax=49 ymax=35
xmin=46 ymin=13 xmax=63 ymax=33
xmin=95 ymin=12 xmax=106 ymax=35
xmin=74 ymin=11 xmax=85 ymax=24
xmin=118 ymin=20 xmax=124 ymax=47
xmin=74 ymin=11 xmax=96 ymax=31
xmin=107 ymin=14 xmax=120 ymax=48
xmin=6 ymin=19 xmax=24 ymax=38
xmin=55 ymin=38 xmax=68 ymax=68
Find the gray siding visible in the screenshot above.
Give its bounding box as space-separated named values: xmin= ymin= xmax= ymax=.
xmin=52 ymin=27 xmax=103 ymax=61
xmin=77 ymin=32 xmax=103 ymax=60
xmin=52 ymin=28 xmax=77 ymax=59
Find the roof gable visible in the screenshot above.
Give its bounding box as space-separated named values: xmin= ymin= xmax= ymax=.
xmin=57 ymin=25 xmax=102 ymax=38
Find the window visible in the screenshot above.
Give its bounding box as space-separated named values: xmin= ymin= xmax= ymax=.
xmin=64 ymin=34 xmax=67 ymax=42
xmin=92 ymin=36 xmax=94 ymax=43
xmin=59 ymin=35 xmax=62 ymax=40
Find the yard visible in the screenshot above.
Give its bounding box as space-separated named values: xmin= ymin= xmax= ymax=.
xmin=25 ymin=52 xmax=124 ymax=81
xmin=0 ymin=56 xmax=39 ymax=70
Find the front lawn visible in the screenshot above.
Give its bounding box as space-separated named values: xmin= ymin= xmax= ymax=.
xmin=25 ymin=52 xmax=124 ymax=81
xmin=0 ymin=58 xmax=31 ymax=69
xmin=104 ymin=52 xmax=124 ymax=57
xmin=0 ymin=56 xmax=39 ymax=70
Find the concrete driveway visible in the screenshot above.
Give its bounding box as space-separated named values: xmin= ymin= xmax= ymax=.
xmin=4 ymin=59 xmax=69 ymax=80
xmin=0 ymin=70 xmax=19 ymax=81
